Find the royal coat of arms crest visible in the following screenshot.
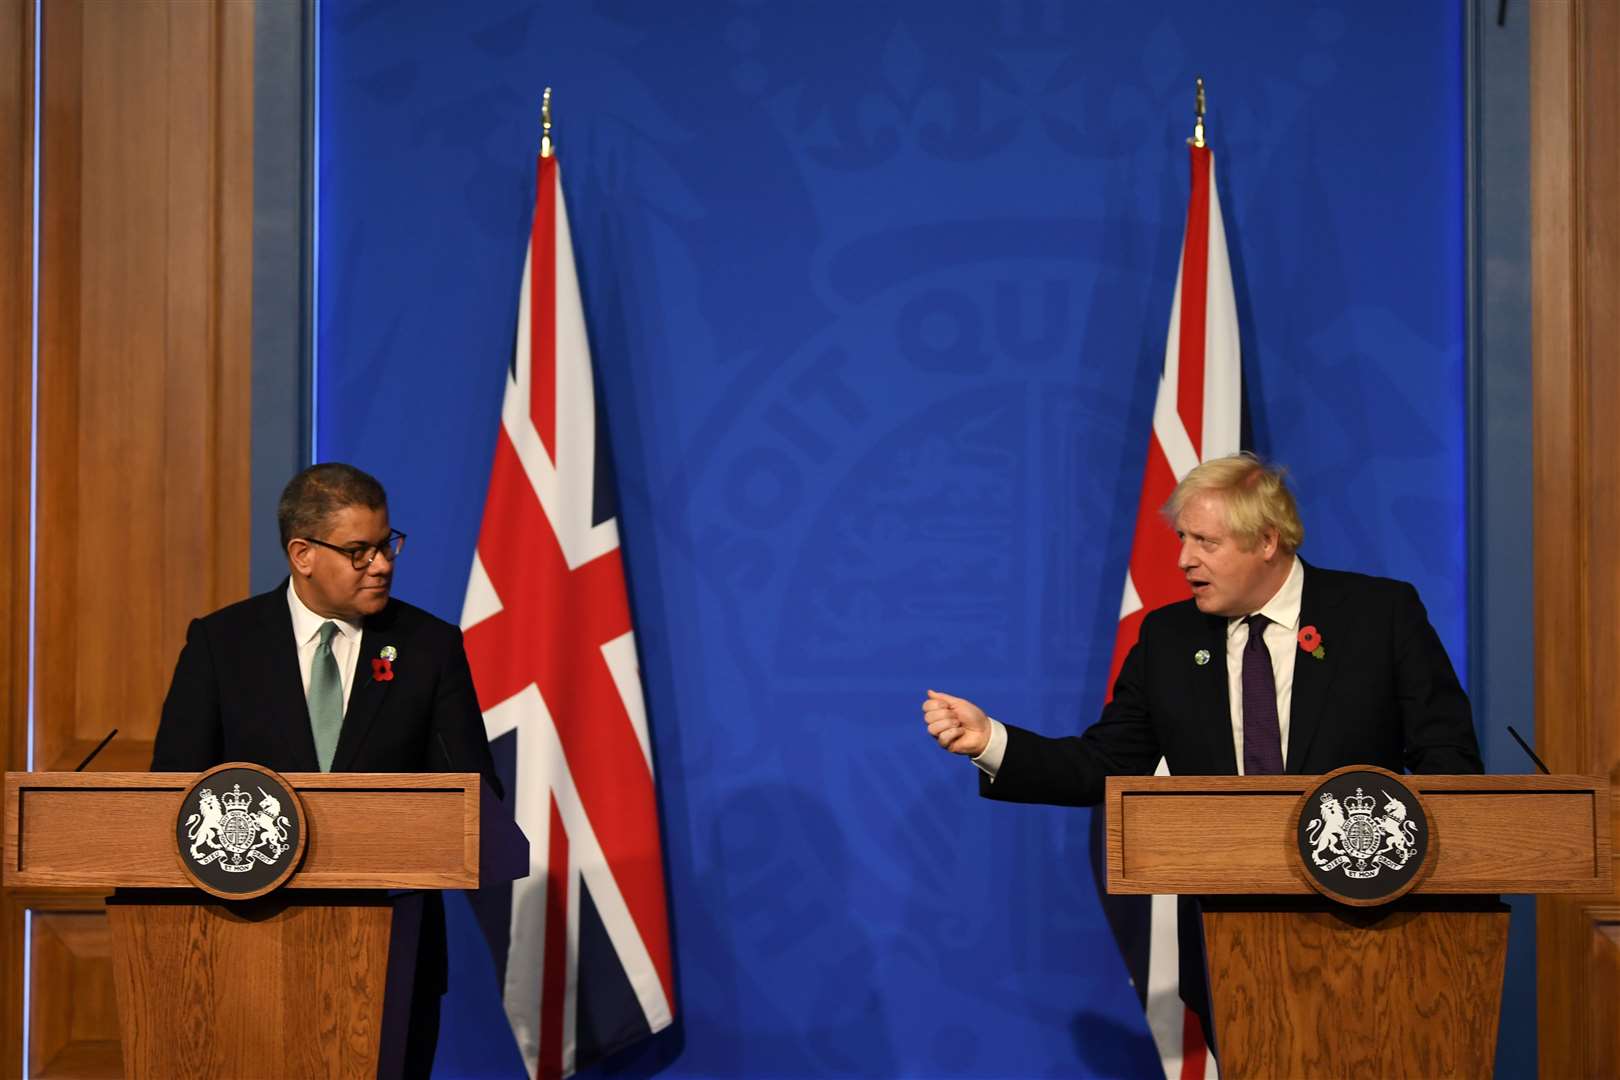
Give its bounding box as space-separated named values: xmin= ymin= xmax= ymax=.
xmin=185 ymin=783 xmax=291 ymax=873
xmin=1306 ymin=786 xmax=1420 ymax=880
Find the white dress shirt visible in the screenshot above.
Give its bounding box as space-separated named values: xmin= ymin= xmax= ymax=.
xmin=973 ymin=556 xmax=1304 ymax=778
xmin=287 ymin=578 xmax=363 ymax=714
xmin=1225 ymin=555 xmax=1302 ymax=773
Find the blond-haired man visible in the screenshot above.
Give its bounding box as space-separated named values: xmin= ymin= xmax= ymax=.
xmin=923 ymin=453 xmax=1482 ymax=803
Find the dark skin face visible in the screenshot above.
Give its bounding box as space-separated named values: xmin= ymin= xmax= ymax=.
xmin=285 ymin=505 xmax=394 ymax=622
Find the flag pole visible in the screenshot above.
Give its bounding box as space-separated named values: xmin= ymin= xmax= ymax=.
xmin=1189 ymin=76 xmax=1206 ymax=148
xmin=540 ymin=86 xmax=554 ymax=158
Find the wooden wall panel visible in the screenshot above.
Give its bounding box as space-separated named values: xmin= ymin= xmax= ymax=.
xmin=1533 ymin=0 xmax=1620 ymax=1074
xmin=2 ymin=0 xmax=254 ymax=1074
xmin=34 ymin=0 xmax=253 ymax=774
xmin=0 ymin=1 xmax=33 ymax=748
xmin=1579 ymin=0 xmax=1620 ymax=786
xmin=28 ymin=911 xmax=121 ymax=1079
xmin=1591 ymin=913 xmax=1620 ymax=1080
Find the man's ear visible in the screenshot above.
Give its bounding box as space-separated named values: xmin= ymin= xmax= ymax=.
xmin=1260 ymin=527 xmax=1280 ymax=561
xmin=287 ymin=539 xmax=314 ymax=578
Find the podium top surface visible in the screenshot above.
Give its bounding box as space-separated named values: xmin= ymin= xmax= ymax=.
xmin=3 ymin=770 xmax=527 ymax=892
xmin=1105 ymin=772 xmax=1613 ymax=896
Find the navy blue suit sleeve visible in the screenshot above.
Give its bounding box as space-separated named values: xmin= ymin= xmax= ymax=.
xmin=432 ymin=628 xmax=504 ymax=801
xmin=980 ymin=632 xmax=1165 ymax=807
xmin=1392 ymin=582 xmax=1483 ymax=774
xmin=152 ymin=618 xmax=224 ymax=771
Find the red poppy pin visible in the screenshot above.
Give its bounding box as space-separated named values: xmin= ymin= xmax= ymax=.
xmin=1298 ymin=625 xmax=1325 ymax=660
xmin=372 ymin=645 xmax=397 ymax=682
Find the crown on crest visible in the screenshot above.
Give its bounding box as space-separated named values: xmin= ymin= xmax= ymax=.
xmin=222 ymin=785 xmax=252 ymax=812
xmin=1344 ymin=787 xmax=1376 ymax=815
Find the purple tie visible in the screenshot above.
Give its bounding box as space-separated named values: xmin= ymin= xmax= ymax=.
xmin=1241 ymin=614 xmax=1284 ymax=775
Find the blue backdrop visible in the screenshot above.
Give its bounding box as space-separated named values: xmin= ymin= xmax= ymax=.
xmin=317 ymin=3 xmax=1469 ymax=1076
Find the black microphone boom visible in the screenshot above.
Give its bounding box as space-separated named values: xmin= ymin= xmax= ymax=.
xmin=75 ymin=728 xmax=119 ymax=772
xmin=1506 ymin=724 xmax=1551 ymax=775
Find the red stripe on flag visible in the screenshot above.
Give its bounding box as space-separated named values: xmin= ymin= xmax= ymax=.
xmin=464 ymin=429 xmax=676 ymax=1008
xmin=1175 ymin=145 xmax=1212 ymax=457
xmin=530 ymin=155 xmax=559 ymax=462
xmin=1102 ymin=143 xmax=1229 ymax=1080
xmin=1179 ymin=1006 xmax=1208 ymax=1080
xmin=1106 ymin=439 xmax=1188 ymax=693
xmin=538 ymin=797 xmax=570 ymax=1080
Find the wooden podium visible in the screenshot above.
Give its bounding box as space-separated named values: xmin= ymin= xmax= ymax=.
xmin=3 ymin=770 xmax=528 ymax=1079
xmin=1106 ymin=773 xmax=1612 ymax=1079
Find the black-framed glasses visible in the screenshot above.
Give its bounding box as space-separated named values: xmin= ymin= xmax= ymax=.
xmin=301 ymin=529 xmax=407 ymax=570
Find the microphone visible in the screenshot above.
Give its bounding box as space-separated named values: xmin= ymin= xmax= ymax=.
xmin=74 ymin=729 xmax=119 ymax=772
xmin=439 ymin=729 xmax=506 ymax=799
xmin=1506 ymin=724 xmax=1550 ymax=775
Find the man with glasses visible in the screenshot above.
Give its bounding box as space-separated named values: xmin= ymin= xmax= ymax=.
xmin=152 ymin=461 xmax=500 ymax=1077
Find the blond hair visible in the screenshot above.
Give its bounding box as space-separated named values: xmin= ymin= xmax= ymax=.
xmin=1162 ymin=452 xmax=1304 ymax=553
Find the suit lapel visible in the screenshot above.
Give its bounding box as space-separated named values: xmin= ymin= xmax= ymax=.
xmin=1286 ymin=561 xmax=1341 ymax=772
xmin=261 ymin=585 xmax=322 ymax=772
xmin=330 ymin=606 xmax=399 ymax=772
xmin=1201 ymin=611 xmax=1238 ymax=774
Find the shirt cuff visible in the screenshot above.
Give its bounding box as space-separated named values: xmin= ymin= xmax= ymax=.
xmin=971 ymin=718 xmax=1008 ymax=780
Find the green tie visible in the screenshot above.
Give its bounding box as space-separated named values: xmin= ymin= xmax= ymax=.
xmin=308 ymin=621 xmax=343 ymax=771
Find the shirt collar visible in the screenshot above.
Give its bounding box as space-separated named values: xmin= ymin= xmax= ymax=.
xmin=1227 ymin=555 xmax=1303 ymax=635
xmin=286 ymin=577 xmax=362 ymax=647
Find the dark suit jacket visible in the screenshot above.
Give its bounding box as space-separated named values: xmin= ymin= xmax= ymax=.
xmin=152 ymin=581 xmax=502 ymax=993
xmin=984 ymin=563 xmax=1483 ymax=807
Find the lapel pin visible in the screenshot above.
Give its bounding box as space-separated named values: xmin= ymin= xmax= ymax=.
xmin=1194 ymin=649 xmax=1211 ymax=666
xmin=1297 ymin=625 xmax=1325 ymax=660
xmin=380 ymin=645 xmax=397 ymax=661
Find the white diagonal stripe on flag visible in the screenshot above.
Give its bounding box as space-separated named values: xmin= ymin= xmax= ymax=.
xmin=502 ymin=217 xmax=622 ymax=572
xmin=464 ymin=150 xmax=675 ymax=1080
xmin=1101 ymin=142 xmax=1239 ymax=1080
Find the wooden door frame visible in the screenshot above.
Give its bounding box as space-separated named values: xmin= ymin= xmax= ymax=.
xmin=1 ymin=0 xmax=38 ymax=1066
xmin=1532 ymin=1 xmax=1620 ymax=1075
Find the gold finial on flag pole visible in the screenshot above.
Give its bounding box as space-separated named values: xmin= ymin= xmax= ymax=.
xmin=540 ymin=87 xmax=554 ymax=158
xmin=1189 ymin=76 xmax=1206 ymax=148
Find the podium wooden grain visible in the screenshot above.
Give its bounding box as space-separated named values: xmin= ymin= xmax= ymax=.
xmin=108 ymin=895 xmax=394 ymax=1078
xmin=5 ymin=771 xmax=525 ymax=890
xmin=1106 ymin=773 xmax=1611 ymax=1079
xmin=1201 ymin=899 xmax=1508 ymax=1079
xmin=5 ymin=771 xmax=527 ymax=1080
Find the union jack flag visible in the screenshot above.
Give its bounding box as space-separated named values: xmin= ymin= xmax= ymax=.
xmin=461 ymin=147 xmax=675 ymax=1079
xmin=1096 ymin=140 xmax=1239 ymax=1080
